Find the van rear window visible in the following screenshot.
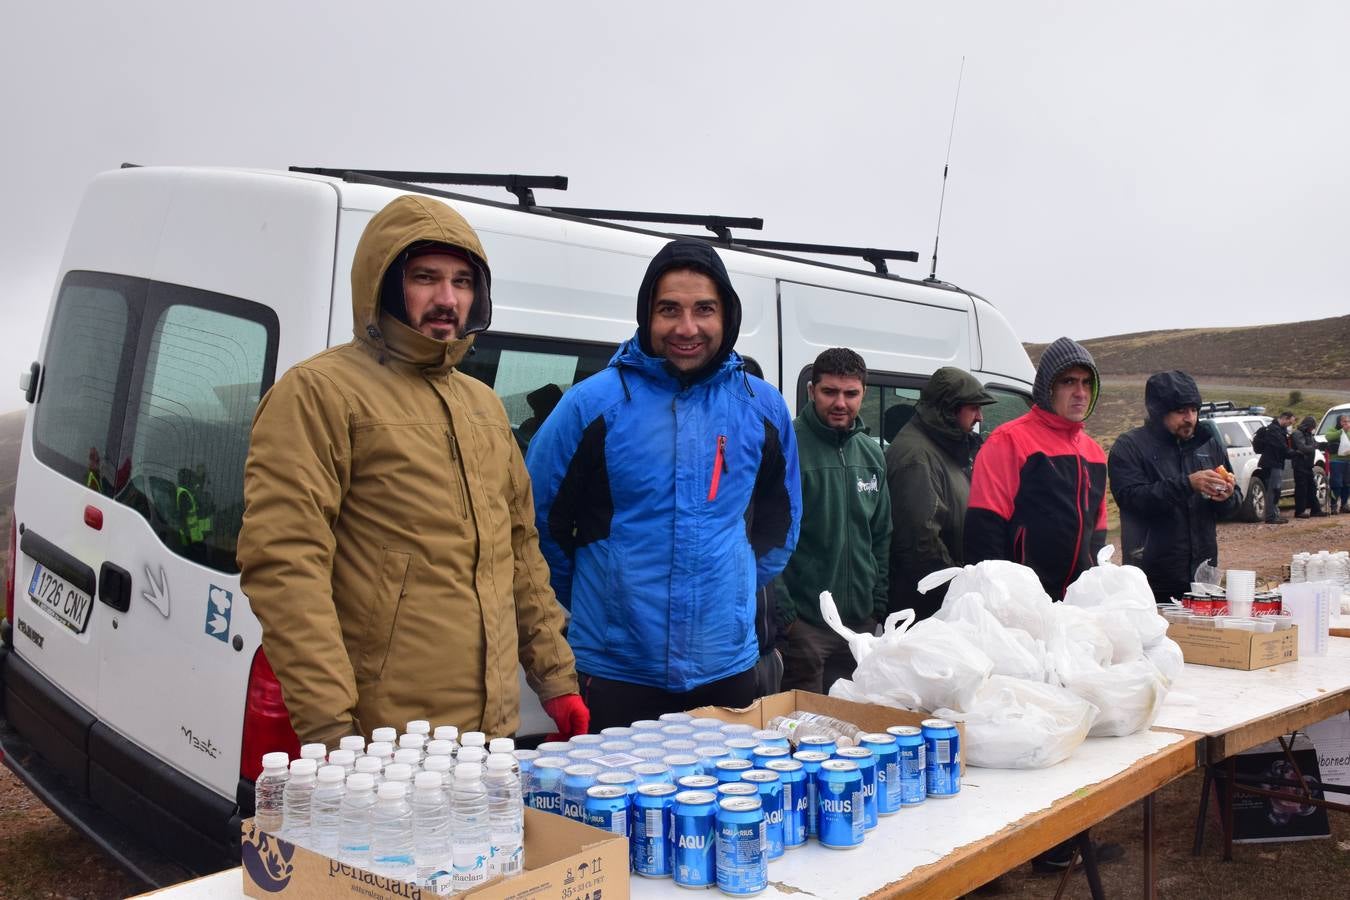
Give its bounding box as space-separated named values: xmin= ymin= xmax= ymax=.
xmin=33 ymin=271 xmax=278 ymax=573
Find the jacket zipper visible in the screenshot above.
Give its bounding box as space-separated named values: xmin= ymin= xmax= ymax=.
xmin=1061 ymin=451 xmax=1086 ymax=598
xmin=708 ymin=435 xmax=728 ymax=501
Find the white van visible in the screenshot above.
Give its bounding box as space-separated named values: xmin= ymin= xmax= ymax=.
xmin=0 ymin=165 xmax=1034 ymax=883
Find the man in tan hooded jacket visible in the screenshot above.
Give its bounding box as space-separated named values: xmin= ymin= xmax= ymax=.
xmin=238 ymin=195 xmax=586 ymax=748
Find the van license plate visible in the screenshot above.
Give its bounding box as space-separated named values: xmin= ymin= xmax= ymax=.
xmin=27 ymin=564 xmax=94 ymax=634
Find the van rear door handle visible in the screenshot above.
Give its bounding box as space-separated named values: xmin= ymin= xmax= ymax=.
xmin=98 ymin=562 xmax=132 ymax=612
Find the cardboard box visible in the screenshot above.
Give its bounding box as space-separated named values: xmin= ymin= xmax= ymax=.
xmin=687 ymin=689 xmax=965 ymax=772
xmin=241 ymin=807 xmax=628 ymax=900
xmin=1166 ymin=622 xmax=1299 ymax=670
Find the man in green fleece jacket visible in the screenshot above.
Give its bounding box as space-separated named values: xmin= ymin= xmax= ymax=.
xmin=776 ymin=348 xmax=891 ymax=694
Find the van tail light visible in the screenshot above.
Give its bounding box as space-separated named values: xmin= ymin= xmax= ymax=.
xmin=239 ymin=648 xmax=300 ymax=782
xmin=4 ymin=511 xmax=16 ymax=627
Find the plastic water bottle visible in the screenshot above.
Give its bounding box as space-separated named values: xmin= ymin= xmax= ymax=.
xmin=400 ymin=733 xmax=427 ymax=763
xmin=311 ymin=765 xmax=347 ymax=858
xmin=384 ymin=763 xmax=415 ymax=786
xmin=371 ymin=781 xmax=415 ymax=882
xmin=300 ymin=742 xmax=328 ymax=765
xmin=412 ymin=771 xmax=453 ymax=892
xmin=433 ymin=725 xmax=460 ymax=752
xmin=328 ymin=748 xmax=357 ymax=777
xmin=457 ymin=747 xmax=486 ymax=766
xmin=354 ymin=755 xmax=384 ymax=783
xmin=767 ymin=711 xmax=864 ymax=748
xmin=367 ymin=741 xmax=395 ymax=766
xmin=282 ymin=758 xmax=317 ymax=847
xmin=338 ymin=773 xmax=378 ymax=868
xmin=485 ymin=754 xmax=524 ymax=877
xmin=394 ymin=748 xmax=423 ymax=770
xmin=254 ymin=752 xmax=290 ymax=835
xmin=450 ymin=763 xmax=490 ymax=891
xmin=460 ymin=731 xmax=487 ymax=753
xmin=406 ymin=719 xmax=431 ymax=738
xmin=423 ymin=754 xmax=453 ymax=787
xmin=339 ymin=735 xmax=366 ymax=755
xmin=371 ymin=726 xmax=398 ymax=745
xmin=426 ymin=739 xmax=455 ymax=760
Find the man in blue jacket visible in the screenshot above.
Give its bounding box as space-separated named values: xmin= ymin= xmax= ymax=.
xmin=526 ymin=239 xmax=802 ymax=730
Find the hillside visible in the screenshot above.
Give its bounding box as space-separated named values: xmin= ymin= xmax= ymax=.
xmin=1026 ymin=314 xmax=1350 ymax=387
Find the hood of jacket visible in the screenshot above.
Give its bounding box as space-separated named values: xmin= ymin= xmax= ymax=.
xmin=1033 ymin=336 xmax=1100 ymax=419
xmin=350 ymin=194 xmax=493 ymax=372
xmin=634 ymin=239 xmax=742 ymax=386
xmin=1299 ymin=415 xmax=1317 ymax=432
xmin=915 ymin=366 xmax=997 ymax=441
xmin=1144 ymin=370 xmax=1202 ymax=438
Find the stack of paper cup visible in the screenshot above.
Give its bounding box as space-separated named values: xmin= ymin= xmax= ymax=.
xmin=1226 ymin=569 xmax=1256 ymax=618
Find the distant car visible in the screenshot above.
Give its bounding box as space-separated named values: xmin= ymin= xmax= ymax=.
xmin=1315 ymin=402 xmax=1350 ymax=445
xmin=1199 ymin=403 xmax=1327 ymax=521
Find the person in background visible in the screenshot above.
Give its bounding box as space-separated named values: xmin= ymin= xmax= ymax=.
xmin=775 ymin=348 xmax=890 ymax=695
xmin=239 ymin=195 xmax=586 ymax=747
xmin=1108 ymin=371 xmax=1239 ymax=603
xmin=885 ymin=367 xmax=996 ymax=619
xmin=1324 ymin=413 xmax=1350 ymax=514
xmin=527 ymin=239 xmax=801 ymax=730
xmin=1291 ymin=415 xmax=1325 ymax=518
xmin=1251 ymin=411 xmax=1295 ymax=524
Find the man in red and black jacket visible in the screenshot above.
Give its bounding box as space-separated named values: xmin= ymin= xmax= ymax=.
xmin=964 ymin=337 xmax=1108 ymax=600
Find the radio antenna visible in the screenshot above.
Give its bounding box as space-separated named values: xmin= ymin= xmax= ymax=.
xmin=928 ymin=57 xmax=965 ymax=282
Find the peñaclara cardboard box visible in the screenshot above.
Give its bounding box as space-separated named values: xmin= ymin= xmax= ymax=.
xmin=1166 ymin=622 xmax=1299 ymax=671
xmin=241 ymin=807 xmax=627 ymax=900
xmin=687 ymin=689 xmax=965 ymax=772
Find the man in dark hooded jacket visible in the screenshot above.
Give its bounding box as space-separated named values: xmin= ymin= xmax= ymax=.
xmin=527 ymin=239 xmax=802 ymax=730
xmin=1291 ymin=415 xmax=1326 ymax=517
xmin=885 ymin=367 xmax=996 ymax=619
xmin=1108 ymin=371 xmax=1239 ymax=603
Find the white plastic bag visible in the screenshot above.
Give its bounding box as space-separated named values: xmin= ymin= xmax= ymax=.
xmin=934 ymin=675 xmax=1098 ymax=769
xmin=938 ymin=591 xmax=1046 ymax=681
xmin=1061 ymin=658 xmax=1168 ymax=737
xmin=1142 ymin=635 xmax=1185 ymax=686
xmin=921 ymin=561 xmax=1055 ymax=640
xmin=1086 ymin=607 xmax=1145 ymax=664
xmin=1064 ymin=546 xmax=1167 ymax=644
xmin=1043 ymin=603 xmax=1114 ymax=679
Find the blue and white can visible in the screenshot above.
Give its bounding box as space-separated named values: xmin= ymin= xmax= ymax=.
xmin=529 ymin=756 xmax=567 ymax=815
xmin=792 ymin=750 xmax=831 ymax=837
xmin=765 ymin=759 xmax=806 ymax=849
xmin=535 ymin=740 xmax=572 ymax=757
xmin=600 ymin=740 xmax=637 ymax=754
xmin=673 ymin=790 xmax=718 ymax=889
xmin=716 ymin=782 xmax=758 ymax=800
xmin=584 ymin=784 xmax=629 ymax=835
xmin=695 ymin=745 xmax=731 ymax=775
xmin=632 ymin=732 xmax=667 ymax=748
xmin=797 ymin=734 xmax=837 ymax=757
xmin=751 ymin=729 xmax=790 ymax=751
xmin=816 ymin=759 xmax=865 ymax=850
xmin=662 ymin=724 xmax=696 ymax=740
xmin=664 ymin=739 xmax=699 ymax=755
xmin=887 ymin=726 xmax=927 ymax=806
xmin=600 ymin=726 xmax=635 ymax=739
xmin=632 ymin=783 xmax=677 ymax=878
xmin=663 ymin=753 xmax=702 ymax=781
xmin=752 ymin=745 xmax=791 ymax=769
xmin=714 ymin=758 xmax=753 ymax=783
xmin=740 ymin=769 xmax=784 ymax=859
xmin=562 ymin=764 xmax=600 ymax=822
xmin=630 ymin=719 xmax=663 ymax=732
xmin=632 ymin=762 xmax=674 ymax=786
xmin=677 ymin=774 xmax=719 ymax=792
xmin=570 ymin=733 xmax=606 ymax=748
xmin=633 ymin=747 xmax=670 ymax=763
xmin=692 ymin=730 xmax=726 ymax=746
xmin=723 ymin=738 xmax=760 ymax=761
xmin=858 ymin=733 xmax=901 ymax=816
xmin=921 ymin=719 xmax=960 ymax=798
xmin=835 ymin=747 xmax=878 ymax=830
xmin=720 ymin=723 xmax=757 ymax=738
xmin=512 ymin=749 xmax=540 ymax=801
xmin=659 ymin=712 xmax=693 ymax=725
xmin=689 ymin=717 xmax=726 ymax=731
xmin=597 ymin=770 xmax=637 ymax=801
xmin=566 ymin=747 xmax=604 ymax=764
xmin=716 ymin=797 xmax=767 ymax=896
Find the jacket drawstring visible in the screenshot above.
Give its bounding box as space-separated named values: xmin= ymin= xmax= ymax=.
xmin=741 ymin=368 xmax=756 ymax=397
xmin=365 ymin=324 xmax=389 ymax=365
xmin=617 ymin=366 xmax=632 ymax=401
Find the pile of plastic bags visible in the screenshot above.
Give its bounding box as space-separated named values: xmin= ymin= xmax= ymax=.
xmin=826 ymin=547 xmax=1183 ymax=769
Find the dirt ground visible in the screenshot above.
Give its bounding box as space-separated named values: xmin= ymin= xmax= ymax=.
xmin=1 ymin=515 xmax=1347 ymax=898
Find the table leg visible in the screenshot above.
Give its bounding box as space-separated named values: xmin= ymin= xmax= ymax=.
xmin=1192 ymin=765 xmax=1213 ymax=855
xmin=1144 ymin=793 xmax=1156 ymax=900
xmin=1079 ymin=830 xmax=1105 ymax=900
xmin=1222 ymin=757 xmax=1236 ymax=862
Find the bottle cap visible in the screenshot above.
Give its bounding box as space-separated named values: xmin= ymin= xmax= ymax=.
xmin=354 ymin=756 xmax=383 ymax=774
xmin=328 ymin=749 xmax=355 ymax=767
xmin=289 ymin=758 xmax=317 ymax=776
xmin=317 ymin=765 xmax=345 ymax=783
xmin=423 ymin=756 xmax=452 ymax=773
xmin=261 ymin=751 xmax=290 ymax=770
xmin=299 ymin=742 xmax=327 ymax=761
xmin=489 ymin=738 xmax=515 ymax=754
xmin=415 ymin=771 xmax=443 ymax=789
xmin=433 ymin=725 xmax=460 ymax=742
xmin=454 ymin=762 xmax=483 ymax=780
xmin=383 ymin=763 xmax=414 ymax=783
xmin=406 ymin=720 xmax=431 ymax=736
xmin=399 ymin=733 xmax=426 ymax=749
xmin=457 ymin=747 xmax=486 ymax=764
xmin=460 ymin=731 xmax=486 ymax=748
xmin=394 ymin=749 xmax=422 ymax=767
xmin=366 ymin=741 xmax=394 ymax=758
xmin=377 ymin=781 xmax=406 ymax=800
xmin=346 ymin=772 xmax=375 ymax=791
xmin=371 ymin=727 xmax=398 ymax=744
xmin=425 ymin=740 xmax=454 ymax=757
xmin=486 ymin=753 xmax=513 ymax=770
xmin=338 ymin=736 xmax=366 ymax=753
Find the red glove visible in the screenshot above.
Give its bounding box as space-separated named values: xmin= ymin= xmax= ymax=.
xmin=542 ymin=693 xmax=590 ymax=741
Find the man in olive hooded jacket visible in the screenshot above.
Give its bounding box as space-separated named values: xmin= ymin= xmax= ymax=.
xmin=885 ymin=367 xmax=996 ymax=619
xmin=238 ymin=195 xmax=586 ymax=748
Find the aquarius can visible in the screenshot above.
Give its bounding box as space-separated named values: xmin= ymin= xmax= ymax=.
xmin=714 ymin=758 xmax=753 ymax=783
xmin=632 ymin=732 xmax=667 ymax=748
xmin=723 ymin=738 xmax=760 ymax=761
xmin=673 ymin=790 xmax=718 ymax=889
xmin=561 ymin=764 xmax=600 ymax=822
xmin=693 ymin=730 xmax=727 ymax=746
xmin=597 ymin=770 xmax=638 ymax=801
xmin=601 ymin=726 xmax=636 ymax=739
xmin=835 ymin=747 xmax=878 ymax=830
xmin=921 ymin=719 xmax=961 ymax=798
xmin=632 ymin=762 xmax=675 ymax=786
xmin=631 ymin=719 xmax=663 ymax=732
xmin=858 ymin=733 xmax=901 ymax=816
xmin=663 ymin=724 xmax=696 ymax=739
xmin=678 ymin=774 xmax=720 ymax=792
xmin=665 ymin=739 xmax=700 ymax=754
xmin=513 ymin=749 xmax=540 ymax=798
xmin=751 ymin=729 xmax=790 ymax=751
xmin=740 ymin=769 xmax=783 ymax=859
xmin=600 ymin=740 xmax=637 ymax=754
xmin=716 ymin=782 xmax=758 ymax=800
xmin=584 ymin=784 xmax=629 ymax=835
xmin=535 ymin=740 xmax=572 ymax=756
xmin=751 ymin=745 xmax=790 ymax=769
xmin=720 ymin=723 xmax=757 ymax=738
xmin=529 ymin=756 xmax=567 ymax=815
xmin=716 ymin=797 xmax=767 ymax=896
xmin=632 ymin=783 xmax=677 ymax=878
xmin=570 ymin=733 xmax=606 ymax=748
xmin=816 ymin=759 xmax=865 ymax=849
xmin=567 ymin=747 xmax=604 ymax=764
xmin=696 ymin=746 xmax=731 ymax=775
xmin=792 ymin=750 xmax=830 ymax=837
xmin=634 ymin=747 xmax=671 ymax=763
xmin=659 ymin=712 xmax=693 ymax=725
xmin=689 ymin=717 xmax=726 ymax=731
xmin=664 ymin=753 xmax=702 ymax=780
xmin=797 ymin=734 xmax=837 ymax=757
xmin=887 ymin=725 xmax=926 ymax=806
xmin=765 ymin=759 xmax=806 ymax=849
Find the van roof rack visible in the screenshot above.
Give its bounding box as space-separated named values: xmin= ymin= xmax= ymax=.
xmin=1199 ymin=401 xmax=1266 ymax=417
xmin=288 ymin=167 xmax=568 ymax=207
xmin=673 ymin=236 xmax=918 ymax=275
xmin=544 ymin=207 xmax=763 ymax=240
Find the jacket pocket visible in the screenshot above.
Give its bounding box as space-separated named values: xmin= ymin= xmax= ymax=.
xmin=357 ymin=547 xmax=412 ymax=683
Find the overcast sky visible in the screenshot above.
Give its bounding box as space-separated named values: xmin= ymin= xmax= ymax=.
xmin=2 ymin=1 xmax=1347 ymax=413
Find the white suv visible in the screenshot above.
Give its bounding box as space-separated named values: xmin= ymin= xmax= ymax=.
xmin=1200 ymin=403 xmax=1328 ymax=521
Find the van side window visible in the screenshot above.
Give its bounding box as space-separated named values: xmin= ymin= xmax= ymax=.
xmin=795 ymin=367 xmax=926 ymax=449
xmin=981 ymin=386 xmax=1033 ymax=435
xmin=460 ymin=334 xmax=617 ymax=453
xmin=31 ymin=270 xmax=278 ymax=574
